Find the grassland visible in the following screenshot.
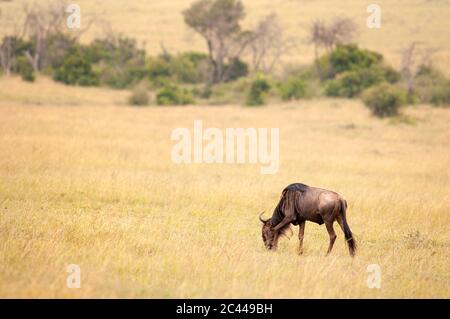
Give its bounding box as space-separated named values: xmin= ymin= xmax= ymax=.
xmin=0 ymin=77 xmax=449 ymax=298
xmin=1 ymin=0 xmax=450 ymax=74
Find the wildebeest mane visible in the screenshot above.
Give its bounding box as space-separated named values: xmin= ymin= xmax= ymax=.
xmin=270 ymin=183 xmax=310 ymax=236
xmin=284 ymin=183 xmax=309 ymax=193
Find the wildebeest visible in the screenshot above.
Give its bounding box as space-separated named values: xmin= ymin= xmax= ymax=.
xmin=259 ymin=183 xmax=356 ymax=257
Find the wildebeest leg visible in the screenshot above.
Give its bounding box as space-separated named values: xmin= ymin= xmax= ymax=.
xmin=325 ymin=222 xmax=337 ymax=255
xmin=298 ymin=221 xmax=305 ymax=255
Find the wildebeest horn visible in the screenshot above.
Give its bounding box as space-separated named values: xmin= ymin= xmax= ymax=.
xmin=259 ymin=211 xmax=269 ymax=223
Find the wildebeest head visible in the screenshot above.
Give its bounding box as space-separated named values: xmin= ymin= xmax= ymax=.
xmin=259 ymin=212 xmax=276 ymax=250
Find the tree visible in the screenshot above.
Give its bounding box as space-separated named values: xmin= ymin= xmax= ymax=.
xmin=21 ymin=0 xmax=96 ymax=72
xmin=183 ymin=0 xmax=253 ymax=84
xmin=310 ymin=18 xmax=357 ymax=54
xmin=0 ymin=36 xmax=34 ymax=76
xmin=310 ymin=18 xmax=357 ymax=78
xmin=0 ymin=37 xmax=15 ymax=75
xmin=400 ymin=42 xmax=439 ymax=97
xmin=248 ymin=14 xmax=296 ymax=73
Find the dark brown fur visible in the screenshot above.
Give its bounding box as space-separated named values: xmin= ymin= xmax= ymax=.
xmin=260 ymin=183 xmax=357 ymax=257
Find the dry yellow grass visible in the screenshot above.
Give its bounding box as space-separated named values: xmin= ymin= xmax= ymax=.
xmin=0 ymin=76 xmax=129 ymax=106
xmin=0 ymin=78 xmax=449 ymax=298
xmin=1 ymin=0 xmax=450 ymax=74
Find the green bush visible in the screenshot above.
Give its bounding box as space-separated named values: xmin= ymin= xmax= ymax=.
xmin=128 ymin=85 xmax=150 ymax=106
xmin=416 ymin=65 xmax=445 ymax=80
xmin=15 ymin=56 xmax=35 ymax=82
xmin=280 ymin=77 xmax=308 ymax=101
xmin=413 ymin=65 xmax=450 ymax=106
xmin=430 ymin=81 xmax=450 ymax=107
xmin=1 ymin=36 xmax=35 ymax=81
xmin=98 ymin=63 xmax=145 ymax=89
xmin=246 ymin=76 xmax=271 ymax=106
xmin=53 ymin=48 xmax=99 ymax=86
xmin=318 ymin=44 xmax=400 ymax=98
xmin=362 ymin=83 xmax=407 ymax=117
xmin=223 ymin=58 xmax=248 ymax=82
xmin=145 ymin=52 xmax=212 ymax=86
xmin=146 ymin=56 xmax=172 ymax=85
xmin=206 ymin=77 xmax=249 ymax=105
xmin=4 ymin=36 xmax=33 ymax=57
xmin=323 ymin=79 xmax=342 ymax=97
xmin=156 ymin=85 xmax=194 ymax=106
xmin=324 ymin=67 xmax=398 ymax=98
xmin=329 ymin=44 xmax=382 ymax=75
xmin=314 ymin=54 xmax=334 ymax=80
xmin=43 ymin=33 xmax=78 ymax=72
xmin=170 ymin=52 xmax=210 ymax=84
xmin=201 ymin=85 xmax=213 ymax=99
xmin=383 ymin=66 xmax=401 ymax=84
xmin=336 ymin=71 xmax=365 ymax=97
xmin=86 ymin=37 xmax=146 ymax=88
xmin=324 ymin=73 xmax=366 ymax=98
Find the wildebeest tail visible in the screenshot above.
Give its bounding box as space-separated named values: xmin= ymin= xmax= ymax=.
xmin=339 ymin=199 xmax=357 ymax=257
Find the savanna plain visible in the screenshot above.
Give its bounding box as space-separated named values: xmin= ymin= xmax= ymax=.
xmin=0 ymin=0 xmax=450 ymax=298
xmin=0 ymin=78 xmax=449 ymax=298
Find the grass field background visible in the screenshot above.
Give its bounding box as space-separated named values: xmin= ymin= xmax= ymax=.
xmin=0 ymin=77 xmax=449 ymax=298
xmin=1 ymin=0 xmax=450 ymax=74
xmin=0 ymin=0 xmax=449 ymax=298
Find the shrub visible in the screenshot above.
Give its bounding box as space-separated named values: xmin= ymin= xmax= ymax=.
xmin=146 ymin=56 xmax=172 ymax=85
xmin=329 ymin=44 xmax=382 ymax=75
xmin=170 ymin=52 xmax=210 ymax=84
xmin=198 ymin=85 xmax=213 ymax=99
xmin=6 ymin=36 xmax=33 ymax=57
xmin=223 ymin=58 xmax=248 ymax=82
xmin=318 ymin=44 xmax=400 ymax=98
xmin=43 ymin=33 xmax=79 ymax=72
xmin=324 ymin=67 xmax=397 ymax=98
xmin=99 ymin=63 xmax=144 ymax=89
xmin=206 ymin=77 xmax=250 ymax=105
xmin=15 ymin=56 xmax=35 ymax=82
xmin=413 ymin=65 xmax=450 ymax=106
xmin=324 ymin=71 xmax=371 ymax=98
xmin=246 ymin=76 xmax=271 ymax=106
xmin=416 ymin=65 xmax=445 ymax=80
xmin=383 ymin=66 xmax=401 ymax=84
xmin=280 ymin=77 xmax=308 ymax=101
xmin=86 ymin=37 xmax=146 ymax=88
xmin=156 ymin=85 xmax=194 ymax=106
xmin=430 ymin=81 xmax=450 ymax=107
xmin=334 ymin=71 xmax=367 ymax=97
xmin=128 ymin=85 xmax=149 ymax=106
xmin=1 ymin=36 xmax=34 ymax=80
xmin=362 ymin=83 xmax=407 ymax=117
xmin=53 ymin=48 xmax=99 ymax=86
xmin=145 ymin=52 xmax=213 ymax=86
xmin=313 ymin=54 xmax=334 ymax=80
xmin=87 ymin=37 xmax=145 ymax=65
xmin=323 ymin=79 xmax=342 ymax=97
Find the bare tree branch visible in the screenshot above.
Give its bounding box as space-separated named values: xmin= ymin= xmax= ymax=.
xmin=400 ymin=41 xmax=440 ymax=94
